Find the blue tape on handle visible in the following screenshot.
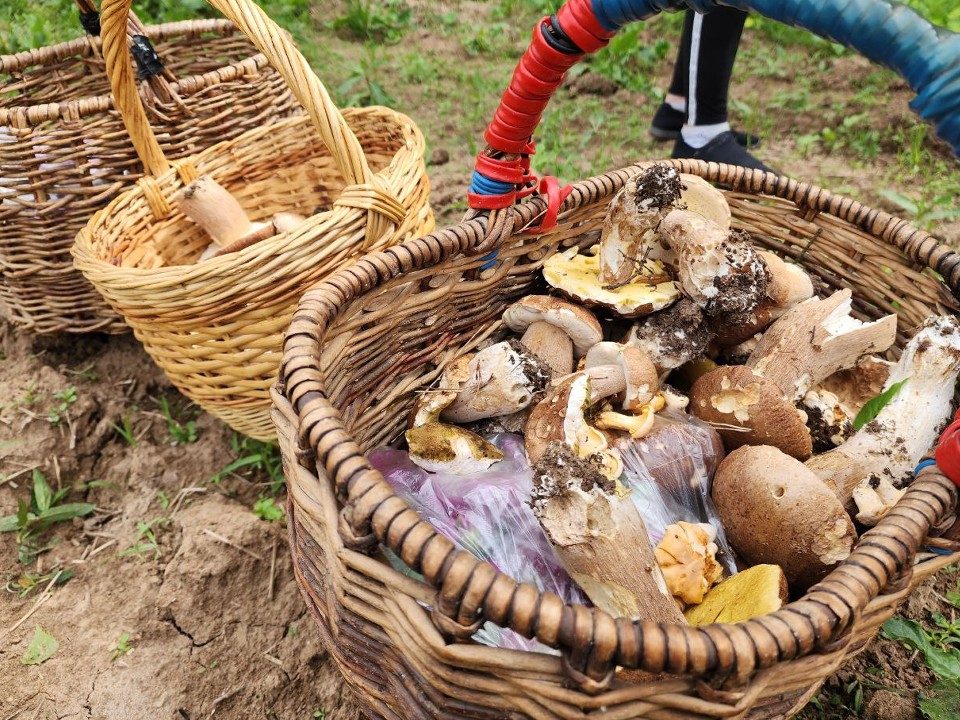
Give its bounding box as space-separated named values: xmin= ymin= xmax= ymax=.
xmin=470 ymin=172 xmax=514 ymax=196
xmin=915 ymin=459 xmax=937 ymax=475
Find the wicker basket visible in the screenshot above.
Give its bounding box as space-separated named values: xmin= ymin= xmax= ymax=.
xmin=73 ymin=0 xmax=433 ymax=441
xmin=274 ymin=159 xmax=960 ymax=719
xmin=0 ymin=0 xmax=300 ymax=334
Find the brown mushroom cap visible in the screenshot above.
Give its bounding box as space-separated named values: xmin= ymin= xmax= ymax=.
xmin=689 ymin=365 xmax=812 ymax=459
xmin=502 ymin=295 xmax=603 ymax=357
xmin=584 ymin=342 xmax=659 ymax=410
xmin=712 ymin=445 xmax=857 ymax=591
xmin=524 ymin=372 xmax=591 ymax=465
xmin=759 ymin=251 xmax=814 ymax=309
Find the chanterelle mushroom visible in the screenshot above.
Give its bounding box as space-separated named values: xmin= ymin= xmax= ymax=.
xmin=597 ymin=164 xmax=683 ymax=287
xmin=441 ymin=340 xmax=550 ymax=424
xmin=502 ymin=295 xmax=602 ymax=375
xmin=807 ymin=315 xmax=960 ymax=523
xmin=654 ymin=521 xmax=724 ymax=607
xmin=690 ymin=290 xmax=898 ymax=458
xmin=530 ymin=442 xmax=687 ymax=623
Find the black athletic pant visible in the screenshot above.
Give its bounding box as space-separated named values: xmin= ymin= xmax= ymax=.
xmin=667 ymin=7 xmax=748 ymax=126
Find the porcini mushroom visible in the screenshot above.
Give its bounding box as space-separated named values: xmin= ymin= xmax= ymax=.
xmin=502 ymin=295 xmax=602 ymax=375
xmin=583 ymin=342 xmax=659 ymax=410
xmin=406 ymin=423 xmax=504 ymax=474
xmin=622 ymin=298 xmax=712 ymax=373
xmin=712 ymin=445 xmax=857 ymax=591
xmin=179 ymin=176 xmax=305 ymax=261
xmin=542 ymin=245 xmax=680 ymax=318
xmin=530 ymin=442 xmax=687 ymax=623
xmin=806 ymin=315 xmax=960 ymax=522
xmin=659 ymin=210 xmax=769 ymax=325
xmin=677 ymin=173 xmax=731 ymax=230
xmin=597 ymin=164 xmax=683 ymax=286
xmin=441 ymin=340 xmax=550 ymax=424
xmin=690 ymin=290 xmax=898 ymax=458
xmin=408 ymin=354 xmax=473 ymax=428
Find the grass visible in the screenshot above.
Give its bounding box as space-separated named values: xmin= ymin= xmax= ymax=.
xmin=209 ymin=435 xmax=284 ymax=493
xmin=157 ymin=396 xmax=199 ymax=445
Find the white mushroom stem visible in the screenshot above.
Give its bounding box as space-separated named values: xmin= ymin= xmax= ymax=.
xmin=531 ymin=444 xmax=686 ymax=623
xmin=852 ymin=476 xmax=907 ymax=526
xmin=584 ymin=364 xmax=626 ymax=402
xmin=747 ymin=289 xmax=898 ymax=400
xmin=179 ymin=175 xmax=263 ymax=247
xmin=595 ymin=407 xmax=656 ymax=439
xmin=520 ymin=321 xmax=573 ymax=375
xmin=806 ymin=315 xmax=960 ymax=509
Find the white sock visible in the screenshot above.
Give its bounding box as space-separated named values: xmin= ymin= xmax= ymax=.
xmin=681 ymin=122 xmax=731 ymax=149
xmin=665 ymin=94 xmax=686 ymax=113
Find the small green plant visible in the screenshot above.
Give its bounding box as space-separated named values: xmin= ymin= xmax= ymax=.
xmin=253 ymin=496 xmax=284 ymax=523
xmin=121 ymin=517 xmax=167 ymax=562
xmin=587 ymin=27 xmax=671 ymax=94
xmin=210 ymin=435 xmax=284 ymax=492
xmin=337 ymin=55 xmax=395 ymax=108
xmin=0 ymin=470 xmax=95 ymax=564
xmin=883 ymin=615 xmax=960 ymax=719
xmin=312 ymin=711 xmax=327 ymax=720
xmin=48 ymin=386 xmax=77 ymax=425
xmin=110 ymin=632 xmax=134 ymax=662
xmin=331 ymin=0 xmax=412 ymax=43
xmin=158 ymin=397 xmax=199 ymax=445
xmin=65 ymin=363 xmax=97 ymax=383
xmin=112 ymin=409 xmax=139 ymax=447
xmin=196 ymin=659 xmax=219 ymax=675
xmin=155 ymin=490 xmax=171 ymax=512
xmin=20 ymin=380 xmax=38 ymax=407
xmin=5 ymin=566 xmax=74 ymax=598
xmin=21 ymin=625 xmax=58 ymax=666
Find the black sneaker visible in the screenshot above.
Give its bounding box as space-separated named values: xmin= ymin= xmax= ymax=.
xmin=650 ymin=103 xmax=760 ymax=148
xmin=671 ymin=131 xmax=776 ymax=174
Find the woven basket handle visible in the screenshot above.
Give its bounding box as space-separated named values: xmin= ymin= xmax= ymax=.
xmin=99 ymin=0 xmax=402 ymax=241
xmin=467 ymin=0 xmax=960 ymax=238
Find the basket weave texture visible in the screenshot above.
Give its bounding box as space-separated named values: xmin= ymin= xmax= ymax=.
xmin=73 ymin=0 xmax=433 ymax=440
xmin=1 ymin=11 xmax=300 ymax=334
xmin=275 ymin=159 xmax=960 ymax=719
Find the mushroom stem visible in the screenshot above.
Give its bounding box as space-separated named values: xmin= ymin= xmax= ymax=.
xmin=584 ymin=364 xmax=626 ymax=403
xmin=595 ymin=407 xmax=656 ymax=439
xmin=806 ymin=315 xmax=960 ymax=512
xmin=531 ymin=443 xmax=687 ymax=623
xmin=520 ymin=321 xmax=573 ymax=375
xmin=178 ymin=176 xmax=256 ymax=246
xmin=746 ymin=289 xmax=898 ymax=400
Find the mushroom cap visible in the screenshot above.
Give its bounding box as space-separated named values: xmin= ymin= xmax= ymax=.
xmin=405 ymin=423 xmax=505 ymax=475
xmin=684 ymin=564 xmax=788 ymax=625
xmin=543 ymin=246 xmax=681 ymax=318
xmin=678 ymin=174 xmax=731 ymax=230
xmin=712 ymin=445 xmax=856 ymax=591
xmin=689 ymin=365 xmax=813 ymax=459
xmin=408 ymin=354 xmax=474 ymax=428
xmin=524 ymin=372 xmax=591 ymax=465
xmin=584 ymin=342 xmax=659 ymax=410
xmin=710 ymin=302 xmax=775 ymax=347
xmin=759 ymin=251 xmax=814 ymax=308
xmin=623 ymin=298 xmax=711 ymax=372
xmin=655 ymin=521 xmax=724 ymax=606
xmin=502 ymin=295 xmax=603 ymax=357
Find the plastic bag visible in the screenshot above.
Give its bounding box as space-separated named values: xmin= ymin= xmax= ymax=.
xmin=615 ymin=410 xmax=738 ymax=574
xmin=367 ymin=432 xmax=587 ymax=652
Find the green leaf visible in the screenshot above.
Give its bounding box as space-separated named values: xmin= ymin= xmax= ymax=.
xmin=0 ymin=513 xmax=19 ymax=532
xmin=882 ymin=617 xmax=960 ymax=680
xmin=920 ymin=679 xmax=960 ymax=720
xmin=854 ymin=378 xmax=910 ymax=431
xmin=21 ymin=625 xmax=58 ymax=665
xmin=16 ymin=498 xmax=29 ymax=528
xmin=253 ymin=497 xmax=284 ymax=523
xmin=37 ymin=503 xmax=95 ymax=525
xmin=32 ymin=470 xmax=52 ymax=513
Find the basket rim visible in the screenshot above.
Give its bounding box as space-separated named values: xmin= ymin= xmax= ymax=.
xmin=71 ymin=106 xmax=426 ymax=292
xmin=0 ymin=19 xmax=269 ymax=127
xmin=278 ymin=159 xmax=960 ymax=687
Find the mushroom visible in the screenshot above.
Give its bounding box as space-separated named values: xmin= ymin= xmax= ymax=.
xmin=622 ymin=298 xmax=712 ymax=373
xmin=408 ymin=354 xmax=473 ymax=428
xmin=684 ymin=564 xmax=788 ymax=625
xmin=440 ymin=340 xmax=550 ymax=424
xmin=712 ymin=445 xmax=856 ymax=591
xmin=583 ymin=342 xmax=659 ymax=409
xmin=690 ymin=290 xmax=899 ymax=458
xmin=654 ymin=521 xmax=724 ymax=607
xmin=502 ymin=295 xmax=602 ymax=375
xmin=597 ymin=164 xmax=683 ymax=286
xmin=530 ymin=442 xmax=687 ymax=623
xmin=542 ymin=244 xmax=680 ymax=318
xmin=179 ymin=176 xmax=305 ymax=260
xmin=677 ymin=173 xmax=731 ymax=230
xmin=405 ymin=423 xmax=504 ymax=475
xmin=806 ymin=315 xmax=960 ymax=522
xmin=818 ymin=355 xmax=893 ymax=417
xmin=659 ymin=210 xmax=770 ymax=325
xmin=852 ymin=475 xmax=907 ymax=526
xmin=800 ymin=388 xmax=854 ymax=452
xmin=524 ymin=372 xmax=622 ymax=481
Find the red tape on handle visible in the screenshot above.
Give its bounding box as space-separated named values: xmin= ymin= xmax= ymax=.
xmin=525 ymin=176 xmax=573 ymax=234
xmin=936 ymin=407 xmax=960 ymax=486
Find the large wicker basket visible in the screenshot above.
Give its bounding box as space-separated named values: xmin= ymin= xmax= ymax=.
xmin=0 ymin=1 xmax=300 ymax=334
xmin=73 ymin=0 xmax=433 ymax=440
xmin=274 ymin=159 xmax=960 ymax=719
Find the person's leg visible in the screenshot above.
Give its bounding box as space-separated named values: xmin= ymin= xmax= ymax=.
xmin=672 ymin=8 xmax=772 ymax=171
